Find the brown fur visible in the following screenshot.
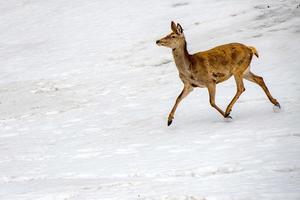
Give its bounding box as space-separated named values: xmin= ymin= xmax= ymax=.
xmin=156 ymin=21 xmax=280 ymax=126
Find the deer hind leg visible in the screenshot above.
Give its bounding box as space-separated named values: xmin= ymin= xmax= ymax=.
xmin=207 ymin=82 xmax=229 ymax=118
xmin=243 ymin=71 xmax=280 ymax=106
xmin=168 ymin=84 xmax=193 ymax=126
xmin=225 ymin=74 xmax=245 ymax=117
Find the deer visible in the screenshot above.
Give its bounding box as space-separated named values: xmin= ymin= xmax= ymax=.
xmin=156 ymin=21 xmax=281 ymax=126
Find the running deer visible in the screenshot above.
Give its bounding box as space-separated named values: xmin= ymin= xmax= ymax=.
xmin=156 ymin=21 xmax=280 ymax=126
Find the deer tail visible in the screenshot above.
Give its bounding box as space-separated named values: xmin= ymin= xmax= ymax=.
xmin=248 ymin=46 xmax=259 ymax=58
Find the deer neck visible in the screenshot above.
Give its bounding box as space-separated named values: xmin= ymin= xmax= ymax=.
xmin=172 ymin=41 xmax=191 ymax=75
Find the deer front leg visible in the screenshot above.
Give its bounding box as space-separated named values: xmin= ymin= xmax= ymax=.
xmin=207 ymin=82 xmax=230 ymax=118
xmin=168 ymin=84 xmax=193 ymax=126
xmin=225 ymin=74 xmax=245 ymax=117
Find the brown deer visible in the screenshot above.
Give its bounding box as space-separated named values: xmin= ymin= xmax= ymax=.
xmin=156 ymin=21 xmax=280 ymax=126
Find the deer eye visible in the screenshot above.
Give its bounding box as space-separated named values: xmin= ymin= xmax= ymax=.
xmin=171 ymin=36 xmax=176 ymax=38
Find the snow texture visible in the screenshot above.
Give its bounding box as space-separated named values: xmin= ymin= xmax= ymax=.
xmin=0 ymin=0 xmax=300 ymax=199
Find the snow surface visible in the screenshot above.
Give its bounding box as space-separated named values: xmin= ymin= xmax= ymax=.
xmin=0 ymin=0 xmax=300 ymax=199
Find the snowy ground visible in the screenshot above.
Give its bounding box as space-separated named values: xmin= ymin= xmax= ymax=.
xmin=0 ymin=0 xmax=300 ymax=199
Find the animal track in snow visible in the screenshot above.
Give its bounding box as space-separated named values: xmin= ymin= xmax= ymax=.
xmin=171 ymin=2 xmax=189 ymax=8
xmin=160 ymin=196 xmax=206 ymax=200
xmin=167 ymin=165 xmax=244 ymax=178
xmin=269 ymin=166 xmax=300 ymax=173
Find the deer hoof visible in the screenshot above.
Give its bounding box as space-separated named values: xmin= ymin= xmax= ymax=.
xmin=273 ymin=103 xmax=281 ymax=113
xmin=224 ymin=112 xmax=231 ymax=118
xmin=224 ymin=116 xmax=233 ymax=122
xmin=167 ymin=119 xmax=173 ymax=126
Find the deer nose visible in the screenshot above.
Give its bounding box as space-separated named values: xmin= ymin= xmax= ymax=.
xmin=156 ymin=40 xmax=160 ymax=44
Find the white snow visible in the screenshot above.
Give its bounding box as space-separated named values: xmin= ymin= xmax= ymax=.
xmin=0 ymin=0 xmax=300 ymax=199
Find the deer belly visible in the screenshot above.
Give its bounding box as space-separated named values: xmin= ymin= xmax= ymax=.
xmin=180 ymin=74 xmax=206 ymax=88
xmin=213 ymin=72 xmax=232 ymax=84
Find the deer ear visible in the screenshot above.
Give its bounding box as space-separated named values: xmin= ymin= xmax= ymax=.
xmin=171 ymin=21 xmax=178 ymax=33
xmin=177 ymin=23 xmax=183 ymax=34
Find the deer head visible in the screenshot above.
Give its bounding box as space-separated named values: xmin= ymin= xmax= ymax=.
xmin=156 ymin=21 xmax=185 ymax=49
